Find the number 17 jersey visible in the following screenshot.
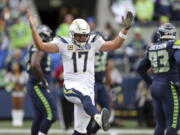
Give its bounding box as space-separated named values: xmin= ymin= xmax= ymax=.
xmin=51 ymin=35 xmax=105 ymax=89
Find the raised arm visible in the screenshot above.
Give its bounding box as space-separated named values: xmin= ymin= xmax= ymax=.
xmin=26 ymin=9 xmax=59 ymax=53
xmin=99 ymin=11 xmax=134 ymax=52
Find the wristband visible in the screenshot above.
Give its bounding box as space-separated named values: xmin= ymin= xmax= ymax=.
xmin=118 ymin=31 xmax=127 ymax=39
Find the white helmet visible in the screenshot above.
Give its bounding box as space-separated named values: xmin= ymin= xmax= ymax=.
xmin=69 ymin=18 xmax=90 ymax=47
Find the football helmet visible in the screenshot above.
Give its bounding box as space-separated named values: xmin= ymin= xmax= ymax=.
xmin=69 ymin=19 xmax=90 ymax=47
xmin=157 ymin=23 xmax=176 ymax=41
xmin=37 ymin=25 xmax=53 ymax=42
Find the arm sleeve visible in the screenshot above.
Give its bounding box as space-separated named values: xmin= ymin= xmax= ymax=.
xmin=137 ymin=56 xmax=152 ymax=85
xmin=174 ymin=50 xmax=180 ymax=82
xmin=51 ymin=37 xmax=64 ymax=53
xmin=94 ymin=36 xmax=106 ymax=52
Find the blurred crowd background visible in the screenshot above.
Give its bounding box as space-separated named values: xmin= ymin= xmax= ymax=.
xmin=0 ymin=0 xmax=179 ymax=129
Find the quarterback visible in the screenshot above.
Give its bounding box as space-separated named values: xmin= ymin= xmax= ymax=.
xmin=27 ymin=9 xmax=134 ymax=135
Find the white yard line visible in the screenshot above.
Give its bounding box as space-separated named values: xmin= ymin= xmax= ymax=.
xmin=0 ymin=129 xmax=155 ymax=134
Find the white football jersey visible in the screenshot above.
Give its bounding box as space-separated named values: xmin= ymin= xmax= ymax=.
xmin=51 ymin=34 xmax=105 ymax=89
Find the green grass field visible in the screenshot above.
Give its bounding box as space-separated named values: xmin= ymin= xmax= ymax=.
xmin=0 ymin=119 xmax=155 ymax=135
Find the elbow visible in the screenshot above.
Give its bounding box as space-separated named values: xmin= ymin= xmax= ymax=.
xmin=137 ymin=65 xmax=148 ymax=75
xmin=34 ymin=40 xmax=44 ymax=51
xmin=35 ymin=43 xmax=43 ymax=51
xmin=137 ymin=66 xmax=143 ymax=74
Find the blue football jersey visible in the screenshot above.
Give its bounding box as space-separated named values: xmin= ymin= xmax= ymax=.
xmin=147 ymin=40 xmax=180 ymax=82
xmin=26 ymin=45 xmax=51 ymax=82
xmin=95 ymin=52 xmax=108 ymax=83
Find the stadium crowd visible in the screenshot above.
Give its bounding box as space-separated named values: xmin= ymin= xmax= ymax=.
xmin=0 ymin=0 xmax=179 ymax=133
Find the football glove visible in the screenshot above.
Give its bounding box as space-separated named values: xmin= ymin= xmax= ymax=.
xmin=38 ymin=79 xmax=49 ymax=90
xmin=121 ymin=11 xmax=134 ymax=30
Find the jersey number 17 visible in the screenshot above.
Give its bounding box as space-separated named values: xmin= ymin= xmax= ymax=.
xmin=71 ymin=51 xmax=88 ymax=73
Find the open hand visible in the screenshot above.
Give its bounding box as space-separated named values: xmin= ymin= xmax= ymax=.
xmin=26 ymin=9 xmax=38 ymax=28
xmin=121 ymin=11 xmax=134 ymax=30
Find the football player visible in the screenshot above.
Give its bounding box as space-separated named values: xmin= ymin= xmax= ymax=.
xmin=137 ymin=23 xmax=180 ymax=135
xmin=87 ymin=51 xmax=112 ymax=135
xmin=26 ymin=25 xmax=57 ymax=135
xmin=27 ymin=9 xmax=134 ymax=135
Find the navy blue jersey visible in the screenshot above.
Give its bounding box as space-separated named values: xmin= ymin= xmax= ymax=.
xmin=137 ymin=40 xmax=180 ymax=84
xmin=26 ymin=45 xmax=51 ymax=83
xmin=95 ymin=52 xmax=108 ymax=83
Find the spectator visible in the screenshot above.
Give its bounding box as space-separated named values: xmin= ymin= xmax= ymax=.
xmin=56 ymin=14 xmax=73 ymax=37
xmin=8 ymin=13 xmax=31 ymax=58
xmin=86 ymin=16 xmax=108 ymax=40
xmin=154 ymin=0 xmax=172 ymax=20
xmin=135 ymin=80 xmax=155 ymax=127
xmin=170 ymin=0 xmax=180 ymax=21
xmin=6 ymin=49 xmax=25 ymax=71
xmin=135 ymin=0 xmax=154 ymax=23
xmin=103 ymin=22 xmax=117 ymax=41
xmin=109 ymin=60 xmax=124 ymax=127
xmin=125 ymin=27 xmax=147 ymax=72
xmin=110 ymin=0 xmax=135 ymax=24
xmin=4 ymin=61 xmax=28 ymax=126
xmin=0 ymin=16 xmax=9 ymax=70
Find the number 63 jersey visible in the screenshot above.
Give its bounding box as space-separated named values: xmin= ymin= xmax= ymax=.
xmin=51 ymin=35 xmax=105 ymax=89
xmin=146 ymin=40 xmax=180 ymax=82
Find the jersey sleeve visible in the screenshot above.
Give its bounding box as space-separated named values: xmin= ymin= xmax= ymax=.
xmin=172 ymin=40 xmax=180 ymax=49
xmin=51 ymin=36 xmax=66 ymax=53
xmin=31 ymin=45 xmax=38 ymax=52
xmin=174 ymin=49 xmax=180 ymax=83
xmin=93 ymin=35 xmax=106 ymax=52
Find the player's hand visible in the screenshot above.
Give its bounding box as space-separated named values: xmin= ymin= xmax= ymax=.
xmin=38 ymin=79 xmax=49 ymax=90
xmin=121 ymin=11 xmax=134 ymax=30
xmin=26 ymin=9 xmax=38 ymax=28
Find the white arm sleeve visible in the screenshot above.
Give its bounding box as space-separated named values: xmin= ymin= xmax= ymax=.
xmin=94 ymin=36 xmax=105 ymax=52
xmin=51 ymin=37 xmax=64 ymax=53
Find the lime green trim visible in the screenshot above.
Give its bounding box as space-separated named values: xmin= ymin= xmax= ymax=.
xmin=34 ymin=85 xmax=52 ymax=121
xmin=171 ymin=85 xmax=179 ymax=128
xmin=174 ymin=40 xmax=180 ymax=46
xmin=64 ymin=89 xmax=75 ymax=94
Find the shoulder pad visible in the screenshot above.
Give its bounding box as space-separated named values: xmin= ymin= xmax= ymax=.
xmin=90 ymin=34 xmax=101 ymax=43
xmin=173 ymin=40 xmax=180 ymax=49
xmin=174 ymin=40 xmax=180 ymax=45
xmin=56 ymin=36 xmax=68 ymax=43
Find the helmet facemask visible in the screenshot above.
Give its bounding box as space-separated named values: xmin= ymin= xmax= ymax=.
xmin=70 ymin=19 xmax=90 ymax=47
xmin=157 ymin=23 xmax=176 ymax=41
